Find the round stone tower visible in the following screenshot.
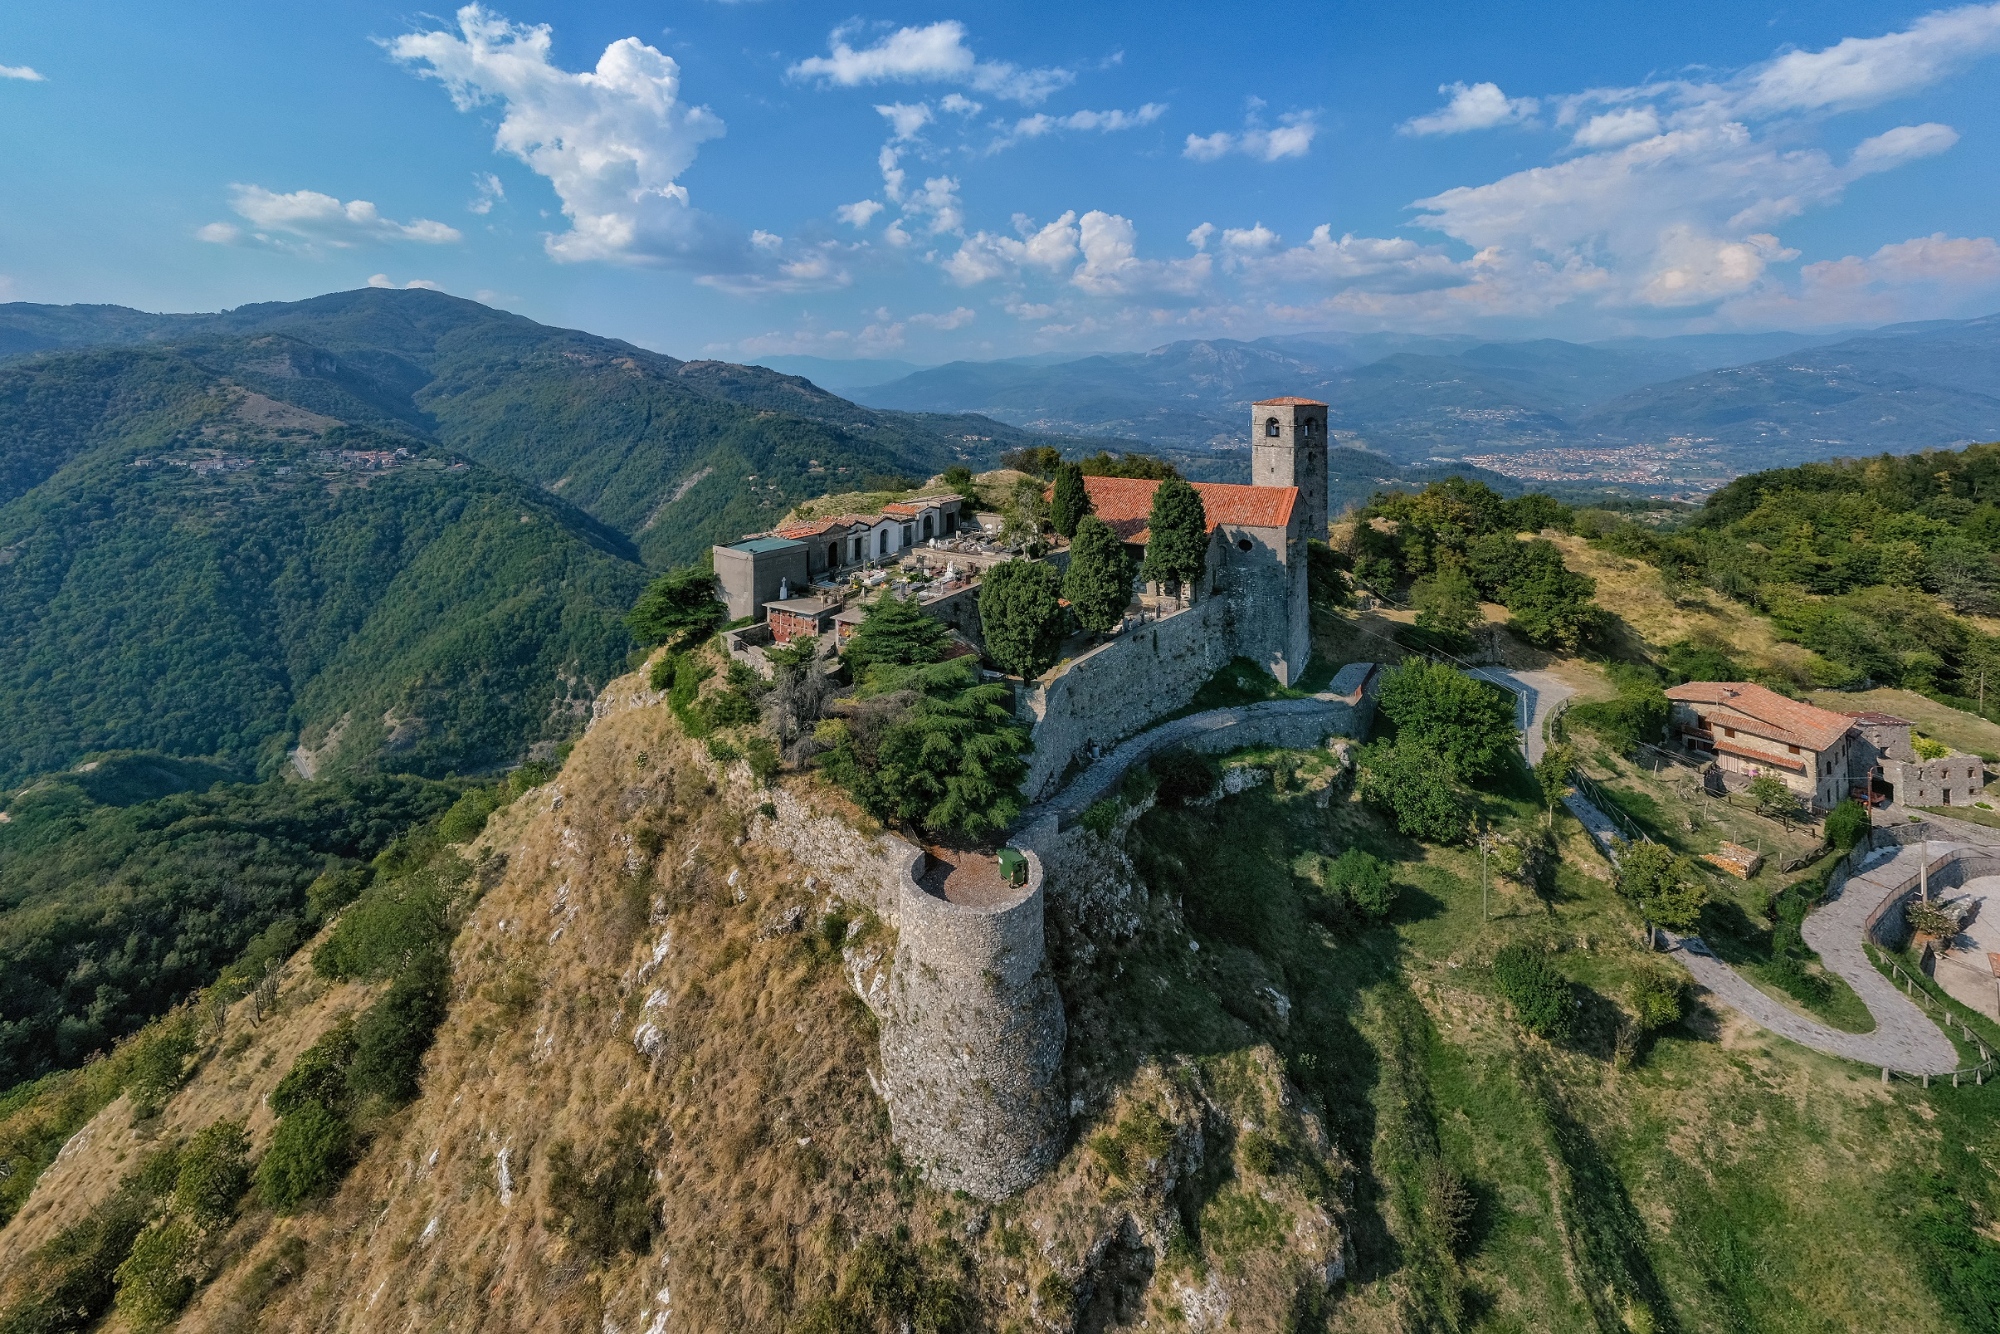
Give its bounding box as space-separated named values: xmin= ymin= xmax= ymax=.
xmin=877 ymin=846 xmax=1068 ymax=1200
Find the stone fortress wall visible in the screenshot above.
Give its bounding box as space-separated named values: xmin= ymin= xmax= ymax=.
xmin=751 ymin=788 xmax=1066 ymax=1200
xmin=1018 ymin=596 xmax=1238 ymax=802
xmin=878 ymin=850 xmax=1067 ymax=1199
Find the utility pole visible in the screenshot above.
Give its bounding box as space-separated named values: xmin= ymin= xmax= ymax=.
xmin=1478 ymin=824 xmax=1492 ymax=922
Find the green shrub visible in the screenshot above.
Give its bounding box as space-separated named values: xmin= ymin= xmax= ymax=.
xmin=705 ymin=738 xmax=741 ymax=764
xmin=1080 ymin=798 xmax=1122 ymax=838
xmin=124 ymin=1012 xmax=200 ymax=1117
xmin=0 ymin=1187 xmax=152 ymax=1334
xmin=742 ymin=735 xmax=781 ymax=788
xmin=305 ymin=863 xmax=374 ymax=921
xmin=1824 ymin=798 xmax=1870 ymax=849
xmin=257 ymin=1102 xmax=351 ymax=1213
xmin=647 ymin=651 xmax=678 ymax=692
xmin=1239 ymin=1130 xmax=1287 ymax=1176
xmin=269 ymin=1022 xmax=357 ymax=1118
xmin=1627 ymin=968 xmax=1686 ymax=1032
xmin=1492 ymin=945 xmax=1574 ymax=1039
xmin=1326 ymin=848 xmax=1397 ymax=921
xmin=435 ymin=787 xmax=501 ymax=844
xmin=112 ymin=1219 xmax=197 ymax=1328
xmin=312 ymin=876 xmax=450 ymax=981
xmin=1357 ymin=739 xmax=1471 ymax=844
xmin=1149 ymin=747 xmax=1217 ymax=805
xmin=1566 ymin=666 xmax=1669 ymax=754
xmin=699 ymin=689 xmax=761 ymax=730
xmin=345 ymin=950 xmax=450 ymax=1106
xmin=171 ymin=1119 xmax=250 ymax=1225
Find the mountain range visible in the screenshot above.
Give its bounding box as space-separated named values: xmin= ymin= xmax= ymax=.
xmin=0 ymin=289 xmax=1129 ymax=785
xmin=841 ymin=316 xmax=2000 ymax=486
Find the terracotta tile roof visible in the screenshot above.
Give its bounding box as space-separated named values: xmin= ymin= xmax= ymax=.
xmin=1665 ymin=681 xmax=1855 ymax=752
xmin=1069 ymin=475 xmax=1298 ymax=543
xmin=880 ymin=502 xmax=925 ymax=517
xmin=1253 ymin=396 xmax=1328 ymax=407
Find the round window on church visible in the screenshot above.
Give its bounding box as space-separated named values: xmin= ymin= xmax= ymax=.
xmin=1237 ymin=538 xmax=1253 ymax=552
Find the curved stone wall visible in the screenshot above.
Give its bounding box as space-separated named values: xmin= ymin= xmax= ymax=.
xmin=877 ymin=847 xmax=1069 ymax=1200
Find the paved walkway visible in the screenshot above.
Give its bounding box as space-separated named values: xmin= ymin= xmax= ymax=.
xmin=1021 ymin=696 xmax=1356 ymax=829
xmin=1663 ymin=840 xmax=1959 ymax=1074
xmin=1468 ymin=666 xmax=1575 ymax=765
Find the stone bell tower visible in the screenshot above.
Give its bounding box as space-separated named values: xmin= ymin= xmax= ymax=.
xmin=1251 ymin=397 xmax=1329 ymax=541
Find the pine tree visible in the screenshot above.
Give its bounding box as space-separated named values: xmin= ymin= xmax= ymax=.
xmin=979 ymin=559 xmax=1067 ymax=679
xmin=1050 ymin=463 xmax=1091 ymax=538
xmin=1141 ymin=478 xmax=1208 ymax=593
xmin=842 ymin=590 xmax=951 ymax=681
xmin=626 ymin=565 xmax=727 ymax=649
xmin=1064 ymin=515 xmax=1131 ymax=635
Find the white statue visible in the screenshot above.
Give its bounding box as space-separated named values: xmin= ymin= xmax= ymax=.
xmin=778 ymin=577 xmax=790 ymax=600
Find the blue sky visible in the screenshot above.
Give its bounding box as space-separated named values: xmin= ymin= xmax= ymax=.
xmin=4 ymin=2 xmax=2000 ymax=362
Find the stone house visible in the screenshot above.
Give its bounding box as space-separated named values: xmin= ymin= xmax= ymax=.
xmin=1665 ymin=681 xmax=1856 ymax=811
xmin=1842 ymin=710 xmax=1987 ymax=807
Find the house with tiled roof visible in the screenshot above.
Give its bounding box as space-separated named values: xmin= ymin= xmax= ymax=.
xmin=1665 ymin=681 xmax=1857 ymax=810
xmin=1670 ymin=682 xmax=1992 ymax=811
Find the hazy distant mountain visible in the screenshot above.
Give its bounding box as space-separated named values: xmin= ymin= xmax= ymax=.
xmin=1577 ymin=315 xmax=2000 ymax=463
xmin=750 ymin=355 xmax=933 ymax=392
xmin=847 ymin=318 xmax=1998 ymax=481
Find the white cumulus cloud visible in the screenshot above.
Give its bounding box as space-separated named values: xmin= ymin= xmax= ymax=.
xmin=388 ymin=5 xmax=727 ymax=266
xmin=990 ymin=102 xmax=1167 ymax=151
xmin=836 ymin=199 xmax=885 ymax=228
xmin=1400 ymin=81 xmax=1539 ymax=136
xmin=367 ymin=274 xmax=445 ymax=290
xmin=1184 ymin=109 xmax=1317 ymax=163
xmin=789 ymin=21 xmax=1072 ymax=104
xmin=0 ymin=64 xmax=45 ymax=81
xmin=200 ymin=186 xmax=461 ymax=251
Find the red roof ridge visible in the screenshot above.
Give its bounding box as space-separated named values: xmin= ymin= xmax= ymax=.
xmin=1253 ymin=396 xmax=1328 ymax=407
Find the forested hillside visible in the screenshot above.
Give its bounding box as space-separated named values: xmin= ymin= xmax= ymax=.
xmin=1585 ymin=443 xmax=2000 ymax=715
xmin=0 ymin=289 xmax=1127 ymax=565
xmin=0 ymin=340 xmax=644 ymax=786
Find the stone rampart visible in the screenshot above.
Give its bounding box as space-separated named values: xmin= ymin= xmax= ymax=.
xmin=1019 ymin=599 xmax=1236 ymax=802
xmin=750 ymin=788 xmax=1067 ymax=1199
xmin=878 ymin=850 xmax=1068 ymax=1199
xmin=752 ymin=788 xmax=909 ymax=922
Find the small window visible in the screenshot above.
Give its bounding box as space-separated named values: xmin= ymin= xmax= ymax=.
xmin=1724 ymin=727 xmax=1736 ymax=738
xmin=1787 ymin=744 xmax=1798 ymax=754
xmin=1265 ymin=417 xmax=1280 ymax=437
xmin=1237 ymin=537 xmax=1253 ymax=552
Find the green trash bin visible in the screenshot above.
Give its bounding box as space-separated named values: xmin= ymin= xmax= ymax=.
xmin=997 ymin=847 xmax=1027 ymax=887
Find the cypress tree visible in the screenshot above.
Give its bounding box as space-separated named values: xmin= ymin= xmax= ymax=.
xmin=1049 ymin=463 xmax=1091 ymax=538
xmin=979 ymin=559 xmax=1066 ymax=679
xmin=1063 ymin=515 xmax=1132 ymax=635
xmin=1141 ymin=478 xmax=1209 ymax=593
